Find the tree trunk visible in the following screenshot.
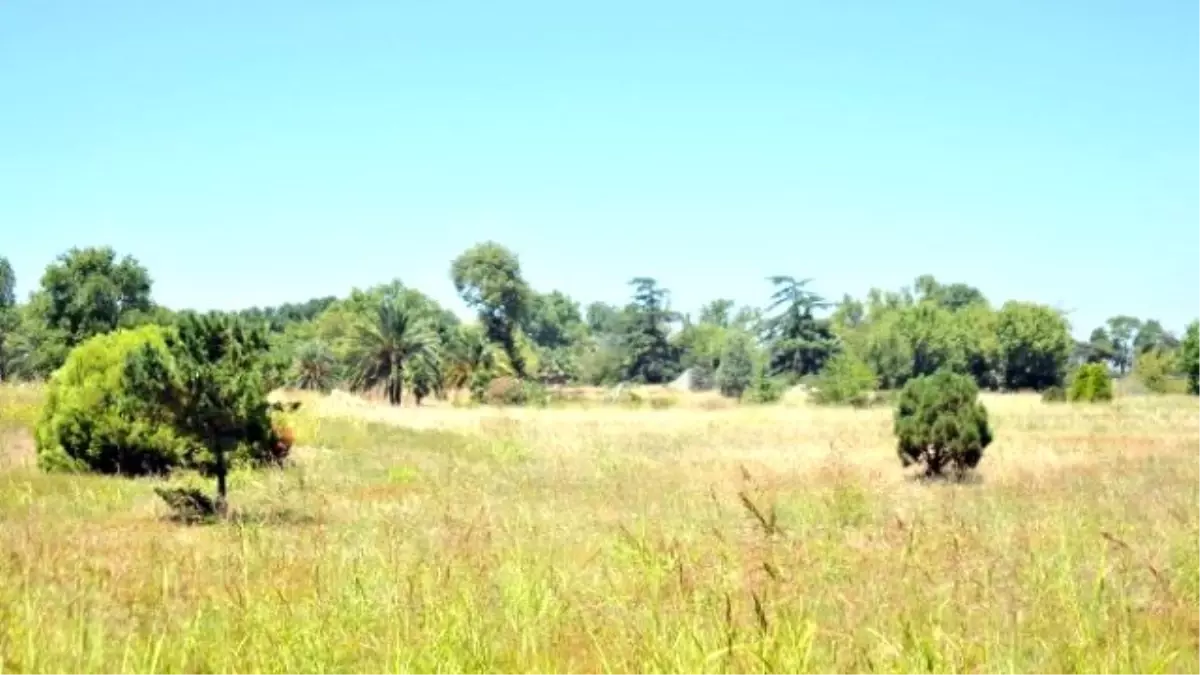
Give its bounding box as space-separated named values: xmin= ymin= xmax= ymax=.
xmin=214 ymin=442 xmax=228 ymax=516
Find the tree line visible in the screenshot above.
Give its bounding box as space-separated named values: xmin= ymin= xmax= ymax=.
xmin=1 ymin=243 xmax=1196 ymax=403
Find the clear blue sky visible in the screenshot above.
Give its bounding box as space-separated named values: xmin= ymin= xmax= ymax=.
xmin=1 ymin=1 xmax=1196 ymax=337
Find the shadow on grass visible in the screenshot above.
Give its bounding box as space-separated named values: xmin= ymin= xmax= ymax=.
xmin=160 ymin=506 xmax=321 ymax=527
xmin=156 ymin=486 xmax=320 ymax=526
xmin=904 ymin=470 xmax=985 ymax=486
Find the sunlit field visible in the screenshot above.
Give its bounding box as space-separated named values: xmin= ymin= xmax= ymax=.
xmin=1 ymin=384 xmax=1196 ymax=673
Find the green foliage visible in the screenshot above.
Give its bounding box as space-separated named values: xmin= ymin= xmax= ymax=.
xmin=289 ymin=340 xmax=338 ymax=392
xmin=144 ymin=312 xmax=291 ymax=508
xmin=714 ymin=331 xmax=755 ymax=398
xmin=811 ymin=352 xmax=877 ymax=407
xmin=1103 ymin=315 xmax=1142 ymax=374
xmin=1066 ymin=363 xmax=1113 ymax=403
xmin=741 ymin=362 xmax=785 ymax=404
xmin=345 ymin=295 xmax=440 ymax=406
xmin=1182 ymin=321 xmax=1199 ymax=395
xmin=34 ymin=246 xmax=154 ymax=349
xmin=893 ymin=370 xmax=993 ymax=478
xmin=451 ymin=242 xmax=532 ymax=378
xmin=761 ymin=276 xmax=837 ymax=379
xmin=1132 ymin=348 xmax=1175 ymax=394
xmin=1132 ymin=319 xmax=1175 ymax=355
xmin=995 ymin=301 xmax=1073 ymax=390
xmin=1085 ymin=327 xmax=1116 ymax=365
xmin=619 ymin=278 xmax=682 ymax=384
xmin=0 ymin=256 xmax=13 ymax=311
xmin=34 ymin=326 xmax=192 ymax=474
xmin=522 ymin=290 xmax=584 ymax=350
xmin=913 ymin=274 xmax=987 ymax=311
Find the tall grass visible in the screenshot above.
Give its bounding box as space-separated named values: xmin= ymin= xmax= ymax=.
xmin=0 ymin=386 xmax=1196 ymax=672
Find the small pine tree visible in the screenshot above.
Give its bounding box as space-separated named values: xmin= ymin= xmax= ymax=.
xmin=715 ymin=332 xmax=755 ymax=398
xmin=893 ymin=370 xmax=993 ymax=478
xmin=1066 ymin=363 xmax=1113 ymax=402
xmin=128 ymin=312 xmax=285 ymax=514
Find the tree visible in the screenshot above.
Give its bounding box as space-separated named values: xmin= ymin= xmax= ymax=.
xmin=1132 ymin=348 xmax=1175 ymax=394
xmin=37 ymin=317 xmax=288 ymax=516
xmin=150 ymin=312 xmax=287 ymax=512
xmin=893 ymin=370 xmax=993 ymax=478
xmin=33 ymin=246 xmax=154 ymax=349
xmin=698 ymin=299 xmax=736 ymax=328
xmin=619 ymin=277 xmax=682 ymax=384
xmin=1105 ymin=315 xmax=1142 ymax=374
xmin=1067 ymin=363 xmax=1113 ymax=402
xmin=995 ymin=302 xmax=1073 ymax=391
xmin=1133 ymin=319 xmax=1175 ymax=355
xmin=811 ymin=352 xmax=877 ymax=407
xmin=450 ymin=242 xmax=531 ymax=378
xmin=896 ymin=303 xmax=966 ymax=378
xmin=584 ymin=301 xmax=623 ymax=336
xmin=522 ymin=290 xmax=584 ymax=350
xmin=1085 ymin=327 xmax=1116 ymax=364
xmin=0 ymin=256 xmax=14 ymax=310
xmin=442 ymin=323 xmax=508 ymax=399
xmin=1182 ymin=321 xmax=1199 ymax=395
xmin=289 ymin=340 xmax=338 ymax=392
xmin=913 ymin=275 xmax=987 ymax=311
xmin=346 ymin=295 xmax=440 ymax=405
xmin=0 ymin=256 xmax=15 ymax=381
xmin=714 ymin=331 xmax=755 ymax=398
xmin=761 ymin=276 xmax=837 ymax=379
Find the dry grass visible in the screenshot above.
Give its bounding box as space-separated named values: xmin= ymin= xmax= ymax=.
xmin=1 ymin=385 xmax=1196 ymax=672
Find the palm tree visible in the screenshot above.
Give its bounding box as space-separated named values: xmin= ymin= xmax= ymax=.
xmin=346 ymin=296 xmax=439 ymax=406
xmin=290 ymin=340 xmax=337 ymax=392
xmin=442 ymin=323 xmax=508 ymax=397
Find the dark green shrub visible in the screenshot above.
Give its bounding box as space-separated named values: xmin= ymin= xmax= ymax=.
xmin=715 ymin=333 xmax=755 ymax=398
xmin=741 ymin=363 xmax=785 ymax=404
xmin=1067 ymin=363 xmax=1113 ymax=402
xmin=1041 ymin=385 xmax=1066 ymax=403
xmin=893 ymin=370 xmax=993 ymax=478
xmin=811 ymin=353 xmax=878 ymax=407
xmin=1181 ymin=321 xmax=1198 ymax=395
xmin=35 ymin=326 xmax=194 ymax=475
xmin=37 ymin=314 xmax=289 ymax=514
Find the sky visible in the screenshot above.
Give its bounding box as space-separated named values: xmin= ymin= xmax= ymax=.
xmin=1 ymin=0 xmax=1197 ymax=337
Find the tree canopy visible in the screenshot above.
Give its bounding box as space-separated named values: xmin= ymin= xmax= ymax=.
xmin=1 ymin=246 xmax=1194 ymax=402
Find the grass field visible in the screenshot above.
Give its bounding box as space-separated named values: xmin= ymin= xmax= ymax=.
xmin=1 ymin=385 xmax=1197 ymax=673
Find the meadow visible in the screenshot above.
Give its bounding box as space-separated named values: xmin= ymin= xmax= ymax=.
xmin=0 ymin=384 xmax=1196 ymax=673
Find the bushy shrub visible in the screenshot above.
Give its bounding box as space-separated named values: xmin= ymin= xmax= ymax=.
xmin=35 ymin=316 xmax=288 ymax=485
xmin=893 ymin=370 xmax=993 ymax=478
xmin=742 ymin=366 xmax=785 ymax=404
xmin=1041 ymin=385 xmax=1066 ymax=403
xmin=715 ymin=333 xmax=755 ymax=398
xmin=480 ymin=376 xmax=547 ymax=406
xmin=1132 ymin=349 xmax=1174 ymax=394
xmin=810 ymin=352 xmax=877 ymax=407
xmin=35 ymin=326 xmax=194 ymax=474
xmin=1067 ymin=363 xmax=1113 ymax=402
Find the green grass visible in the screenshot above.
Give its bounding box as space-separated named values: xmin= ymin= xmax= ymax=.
xmin=1 ymin=387 xmax=1196 ymax=672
